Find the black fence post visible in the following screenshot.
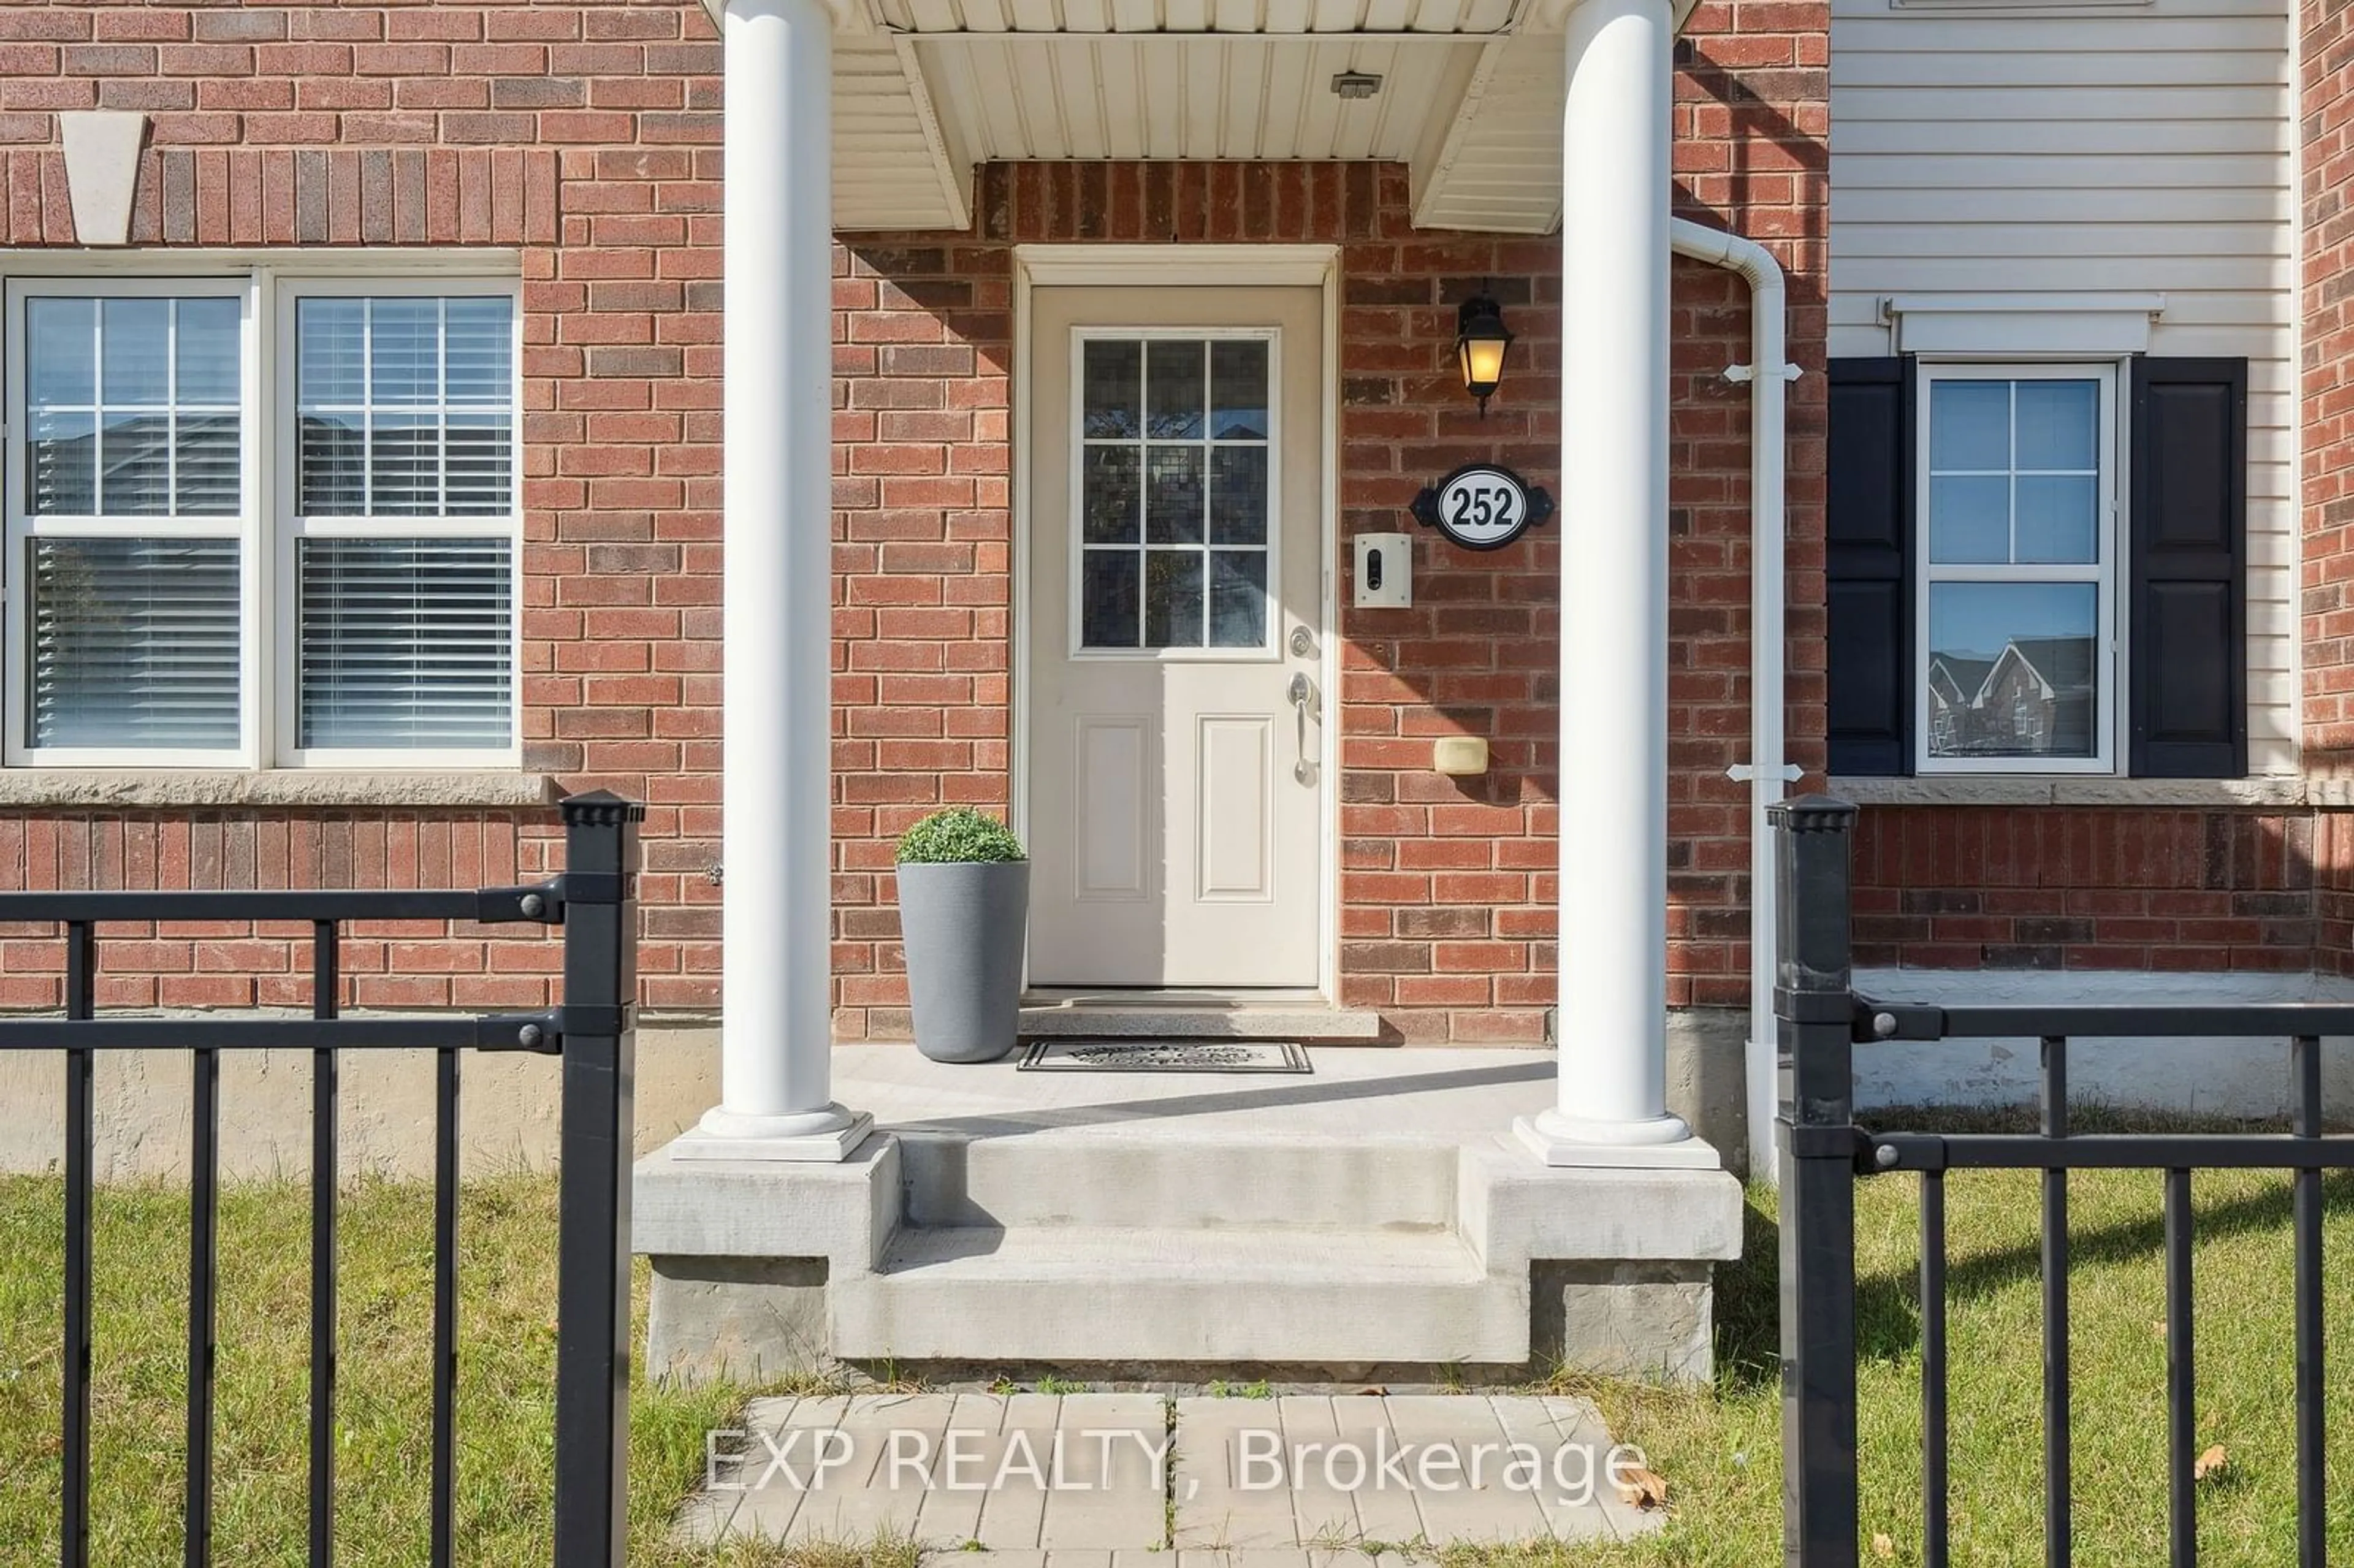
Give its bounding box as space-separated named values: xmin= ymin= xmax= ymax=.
xmin=1773 ymin=795 xmax=1861 ymax=1568
xmin=552 ymin=790 xmax=641 ymax=1568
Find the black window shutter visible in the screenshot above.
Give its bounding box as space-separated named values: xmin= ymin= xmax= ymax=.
xmin=2128 ymin=358 xmax=2247 ymax=778
xmin=1827 ymin=357 xmax=1914 ymax=775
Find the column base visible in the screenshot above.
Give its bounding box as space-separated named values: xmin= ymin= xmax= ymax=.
xmin=1514 ymin=1111 xmax=1720 ymax=1169
xmin=672 ymin=1104 xmax=875 ymax=1162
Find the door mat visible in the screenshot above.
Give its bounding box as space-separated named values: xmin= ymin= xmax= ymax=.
xmin=1016 ymin=1040 xmax=1312 ymax=1074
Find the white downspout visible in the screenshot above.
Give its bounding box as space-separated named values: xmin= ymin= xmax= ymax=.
xmin=1667 ymin=217 xmax=1800 ymax=1184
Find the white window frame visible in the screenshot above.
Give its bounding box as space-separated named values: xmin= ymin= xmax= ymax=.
xmin=1065 ymin=324 xmax=1284 ymax=664
xmin=1912 ymin=359 xmax=2123 ymax=777
xmin=0 ymin=268 xmax=522 ymax=771
xmin=272 ymin=276 xmax=524 ymax=770
xmin=2 ymin=276 xmax=263 ymax=767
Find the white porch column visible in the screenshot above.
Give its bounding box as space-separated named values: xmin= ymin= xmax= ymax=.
xmin=680 ymin=0 xmax=870 ymax=1161
xmin=1515 ymin=0 xmax=1710 ymax=1167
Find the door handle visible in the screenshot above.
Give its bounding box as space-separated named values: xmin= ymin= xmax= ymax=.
xmin=1287 ymin=672 xmax=1319 ymax=784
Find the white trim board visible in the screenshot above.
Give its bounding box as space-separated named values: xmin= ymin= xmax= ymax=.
xmin=1007 ymin=243 xmax=1343 ymax=1002
xmin=1883 ymin=294 xmax=2165 ymax=357
xmin=1015 ymin=246 xmax=1341 ymax=290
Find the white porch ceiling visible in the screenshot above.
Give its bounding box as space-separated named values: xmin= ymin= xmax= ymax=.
xmin=808 ymin=0 xmax=1608 ymax=234
xmin=872 ymin=0 xmax=1516 ymax=33
xmin=912 ymin=36 xmax=1484 ymax=162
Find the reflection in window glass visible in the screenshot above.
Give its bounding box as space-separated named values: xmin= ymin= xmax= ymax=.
xmin=1082 ymin=446 xmax=1140 ymax=544
xmin=1081 ymin=549 xmax=1141 ymax=647
xmin=1146 ymin=447 xmax=1205 ymax=545
xmin=1926 ymin=583 xmax=2097 ymax=759
xmin=1208 ymin=551 xmax=1267 ymax=648
xmin=1145 ymin=340 xmax=1203 ymax=439
xmin=1083 ymin=340 xmax=1141 ymax=439
xmin=1920 ymin=370 xmax=2110 ymax=770
xmin=25 ymin=295 xmax=243 ymax=520
xmin=1209 ymin=340 xmax=1270 ymax=439
xmin=296 ymin=295 xmax=515 ymax=519
xmin=1144 ymin=551 xmax=1204 ymax=648
xmin=1077 ymin=334 xmax=1273 ymax=651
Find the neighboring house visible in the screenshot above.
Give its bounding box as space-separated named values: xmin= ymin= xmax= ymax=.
xmin=0 ymin=0 xmax=2339 ymax=1154
xmin=1925 ymin=637 xmax=2095 ymax=760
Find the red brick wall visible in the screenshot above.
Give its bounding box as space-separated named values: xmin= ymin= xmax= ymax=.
xmin=0 ymin=0 xmax=725 ymax=1011
xmin=1849 ymin=809 xmax=2321 ymax=974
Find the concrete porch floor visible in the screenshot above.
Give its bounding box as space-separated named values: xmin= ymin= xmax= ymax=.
xmin=634 ymin=1047 xmax=1743 ymax=1383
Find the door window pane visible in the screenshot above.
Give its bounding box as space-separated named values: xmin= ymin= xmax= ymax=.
xmin=1145 ymin=340 xmax=1203 ymax=438
xmin=1925 ymin=582 xmax=2098 ymax=760
xmin=1209 ymin=446 xmax=1267 ymax=546
xmin=29 ymin=536 xmax=242 ymax=750
xmin=1083 ymin=340 xmax=1141 ymax=439
xmin=1210 ymin=340 xmax=1269 ymax=438
xmin=1146 ymin=447 xmax=1205 ymax=544
xmin=1208 ymin=550 xmax=1267 ymax=648
xmin=1083 ymin=446 xmax=1140 ymax=544
xmin=1081 ymin=550 xmax=1140 ymax=648
xmin=1076 ymin=333 xmax=1274 ymax=652
xmin=1144 ymin=551 xmax=1203 ymax=648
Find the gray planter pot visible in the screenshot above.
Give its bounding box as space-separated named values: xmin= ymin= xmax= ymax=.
xmin=896 ymin=859 xmax=1030 ymax=1064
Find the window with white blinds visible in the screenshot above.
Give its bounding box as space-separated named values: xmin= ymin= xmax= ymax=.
xmin=2 ymin=276 xmax=521 ymax=767
xmin=289 ymin=292 xmax=517 ymax=758
xmin=13 ymin=289 xmax=248 ymax=758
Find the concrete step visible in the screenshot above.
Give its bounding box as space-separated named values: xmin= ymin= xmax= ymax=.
xmin=832 ymin=1224 xmax=1525 ymax=1364
xmin=897 ymin=1133 xmax=1460 ymax=1230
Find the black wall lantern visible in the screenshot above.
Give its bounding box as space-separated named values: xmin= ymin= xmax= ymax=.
xmin=1455 ymin=289 xmax=1512 ymax=415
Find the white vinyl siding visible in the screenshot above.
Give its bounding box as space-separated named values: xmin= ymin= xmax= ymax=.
xmin=1829 ymin=0 xmax=2296 ymax=774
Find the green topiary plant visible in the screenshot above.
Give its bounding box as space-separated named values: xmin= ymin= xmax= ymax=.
xmin=895 ymin=807 xmax=1026 ymax=864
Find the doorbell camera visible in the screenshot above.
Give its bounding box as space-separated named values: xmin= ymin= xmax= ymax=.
xmin=1354 ymin=532 xmax=1412 ymax=609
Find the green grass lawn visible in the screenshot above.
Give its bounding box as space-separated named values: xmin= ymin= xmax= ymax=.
xmin=1515 ymin=1133 xmax=2354 ymax=1567
xmin=0 ymin=1128 xmax=2347 ymax=1567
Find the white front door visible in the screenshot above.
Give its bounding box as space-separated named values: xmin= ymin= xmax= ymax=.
xmin=1026 ymin=286 xmax=1324 ymax=988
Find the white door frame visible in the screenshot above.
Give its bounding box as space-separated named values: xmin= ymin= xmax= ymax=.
xmin=1009 ymin=243 xmax=1341 ymax=1000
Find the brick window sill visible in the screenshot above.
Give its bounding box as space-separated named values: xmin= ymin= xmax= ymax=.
xmin=0 ymin=771 xmax=560 ymax=810
xmin=1828 ymin=775 xmax=2353 ymax=809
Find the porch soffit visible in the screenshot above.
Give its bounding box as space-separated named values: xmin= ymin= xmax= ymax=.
xmin=707 ymin=0 xmax=1689 ymax=233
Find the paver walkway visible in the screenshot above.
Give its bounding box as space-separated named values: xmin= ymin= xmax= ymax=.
xmin=679 ymin=1393 xmax=1665 ymax=1555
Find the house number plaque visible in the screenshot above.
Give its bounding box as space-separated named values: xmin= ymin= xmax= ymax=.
xmin=1409 ymin=463 xmax=1555 ymax=552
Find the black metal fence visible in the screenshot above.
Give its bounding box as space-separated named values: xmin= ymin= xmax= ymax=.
xmin=0 ymin=790 xmax=641 ymax=1568
xmin=1773 ymin=795 xmax=2349 ymax=1568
